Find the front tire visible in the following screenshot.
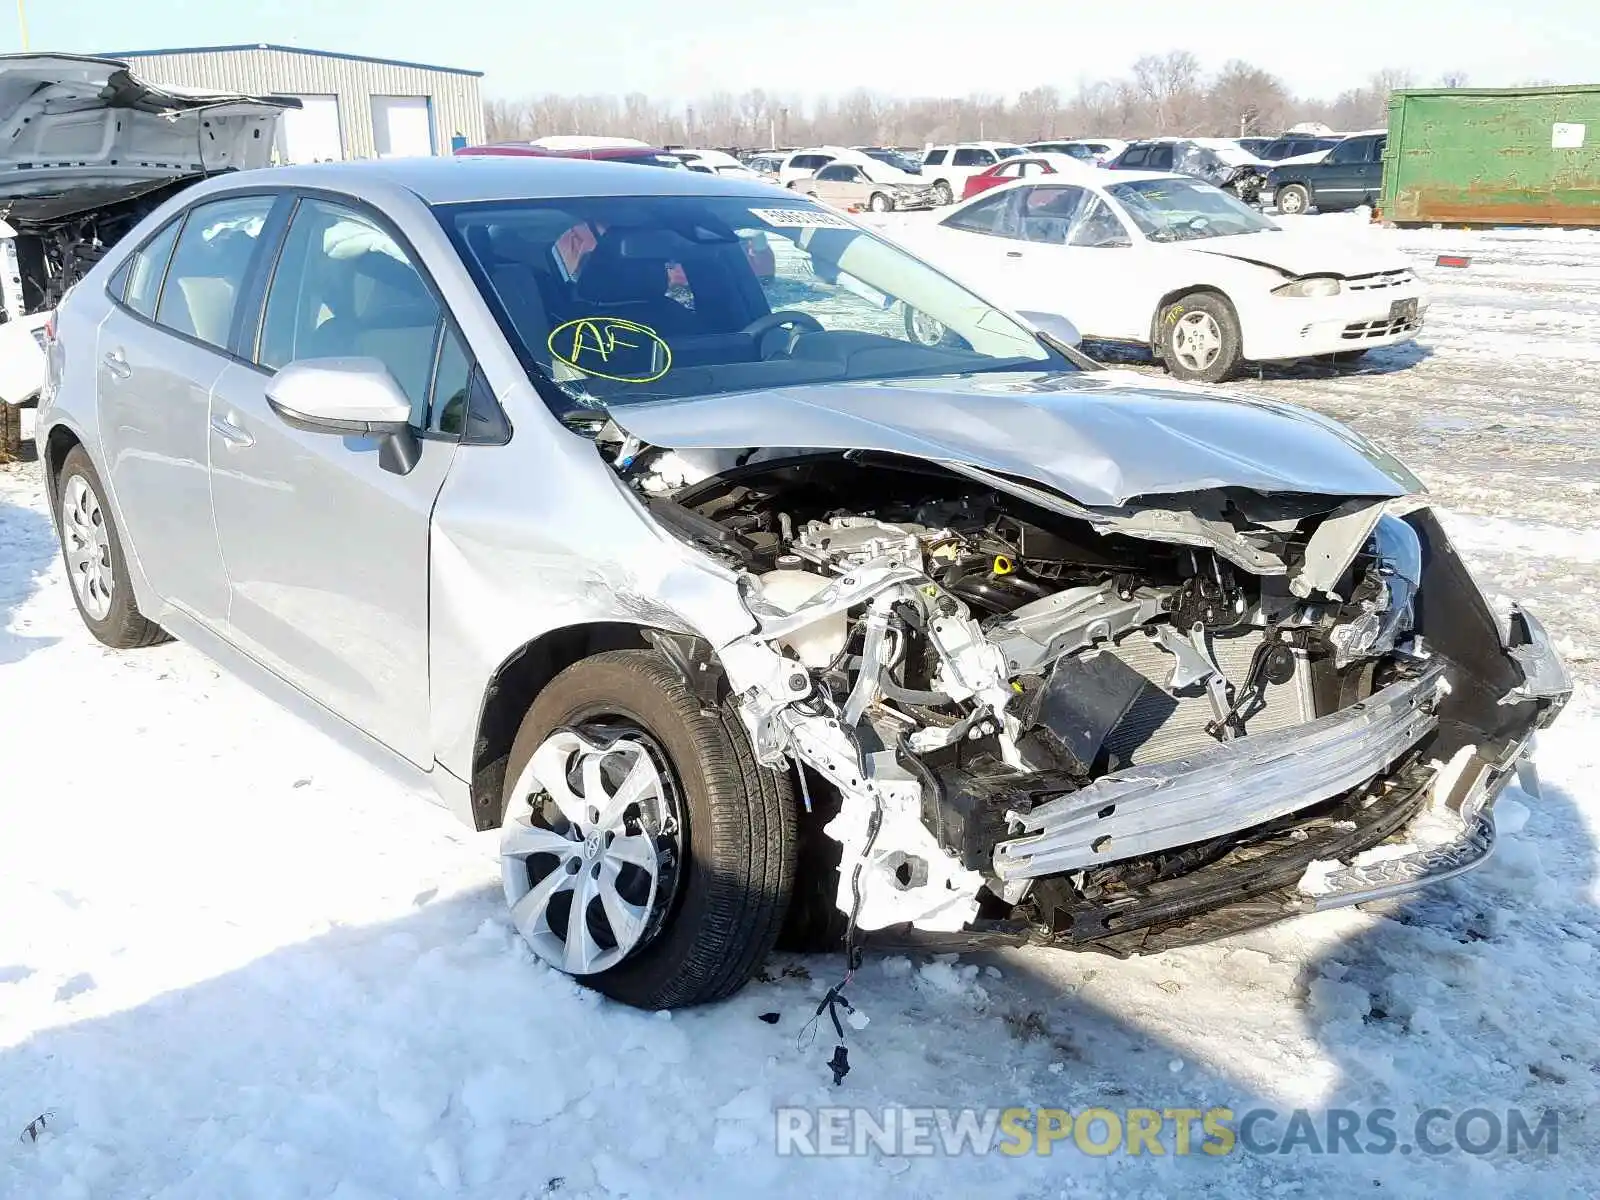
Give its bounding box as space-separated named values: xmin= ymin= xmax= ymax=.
xmin=1275 ymin=183 xmax=1311 ymax=215
xmin=500 ymin=649 xmax=796 ymax=1009
xmin=1157 ymin=292 xmax=1243 ymax=383
xmin=54 ymin=446 xmax=168 ymax=649
xmin=868 ymin=191 xmax=892 ymax=212
xmin=930 ymin=179 xmax=953 ymax=206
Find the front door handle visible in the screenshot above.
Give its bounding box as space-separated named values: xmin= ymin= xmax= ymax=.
xmin=209 ymin=413 xmax=254 ymax=448
xmin=1006 ymin=250 xmax=1024 ymax=258
xmin=102 ymin=348 xmax=131 ymax=379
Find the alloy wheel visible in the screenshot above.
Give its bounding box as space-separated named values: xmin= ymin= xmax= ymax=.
xmin=61 ymin=474 xmax=114 ymax=621
xmin=1171 ymin=311 xmax=1223 ymax=373
xmin=501 ymin=725 xmax=682 ymax=975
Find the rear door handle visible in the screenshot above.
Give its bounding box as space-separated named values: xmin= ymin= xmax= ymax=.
xmin=102 ymin=349 xmax=131 ymax=379
xmin=1006 ymin=250 xmax=1024 ymax=258
xmin=209 ymin=413 xmax=254 ymax=448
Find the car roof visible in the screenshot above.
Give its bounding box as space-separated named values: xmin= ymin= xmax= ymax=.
xmin=192 ymin=156 xmax=782 ymax=205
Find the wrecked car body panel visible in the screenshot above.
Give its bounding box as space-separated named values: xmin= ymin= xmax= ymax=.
xmin=608 ymin=369 xmax=1421 ymax=509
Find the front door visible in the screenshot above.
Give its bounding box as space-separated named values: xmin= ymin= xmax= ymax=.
xmin=95 ymin=193 xmax=278 ymax=625
xmin=207 ymin=196 xmax=463 ymax=765
xmin=1314 ymin=137 xmax=1375 ymax=210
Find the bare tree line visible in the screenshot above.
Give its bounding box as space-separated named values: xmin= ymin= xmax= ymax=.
xmin=483 ymin=54 xmax=1489 ymax=149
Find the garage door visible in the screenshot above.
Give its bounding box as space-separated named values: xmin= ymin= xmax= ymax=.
xmin=371 ymin=96 xmax=434 ymax=158
xmin=275 ymin=95 xmax=344 ymax=163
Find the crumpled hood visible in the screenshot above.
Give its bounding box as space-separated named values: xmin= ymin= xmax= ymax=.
xmin=611 ymin=369 xmax=1421 ymax=508
xmin=0 ymin=53 xmax=297 ymax=217
xmin=1189 ymin=231 xmax=1405 ymax=279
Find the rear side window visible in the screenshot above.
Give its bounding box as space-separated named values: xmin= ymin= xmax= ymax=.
xmin=120 ymin=218 xmax=183 ymax=319
xmin=924 ymin=149 xmax=947 ymax=165
xmin=154 ymin=195 xmax=276 ymax=350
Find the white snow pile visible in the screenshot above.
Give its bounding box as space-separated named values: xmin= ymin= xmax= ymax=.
xmin=5 ymin=224 xmax=1600 ymax=1198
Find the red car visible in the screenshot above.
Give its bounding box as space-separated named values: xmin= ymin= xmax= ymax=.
xmin=960 ymin=154 xmax=1082 ymax=200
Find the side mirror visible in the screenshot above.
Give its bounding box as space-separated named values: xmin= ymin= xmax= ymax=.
xmin=266 ymin=357 xmax=420 ymax=475
xmin=1018 ymin=310 xmax=1083 ymax=349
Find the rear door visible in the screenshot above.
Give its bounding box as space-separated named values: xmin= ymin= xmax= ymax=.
xmin=95 ymin=192 xmax=279 ymax=626
xmin=206 ymin=195 xmax=464 ymax=765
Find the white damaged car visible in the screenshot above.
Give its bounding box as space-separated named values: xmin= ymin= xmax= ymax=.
xmin=0 ymin=52 xmax=294 ymax=414
xmin=890 ymin=171 xmax=1427 ymax=382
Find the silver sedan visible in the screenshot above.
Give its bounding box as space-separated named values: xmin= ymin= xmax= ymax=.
xmin=37 ymin=159 xmax=1569 ymax=1008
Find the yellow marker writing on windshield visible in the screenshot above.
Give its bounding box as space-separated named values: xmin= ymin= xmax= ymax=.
xmin=548 ymin=317 xmax=672 ymax=384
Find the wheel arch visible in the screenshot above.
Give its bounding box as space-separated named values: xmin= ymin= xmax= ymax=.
xmin=1149 ymin=284 xmax=1241 ymax=356
xmin=467 ymin=620 xmax=728 ymax=831
xmin=42 ymin=421 xmax=84 ymax=512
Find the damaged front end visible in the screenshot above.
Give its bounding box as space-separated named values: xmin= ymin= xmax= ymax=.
xmin=608 ymin=436 xmax=1570 ymax=957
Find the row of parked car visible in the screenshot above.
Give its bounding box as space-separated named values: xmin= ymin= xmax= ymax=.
xmin=453 ymin=131 xmax=1393 ymax=219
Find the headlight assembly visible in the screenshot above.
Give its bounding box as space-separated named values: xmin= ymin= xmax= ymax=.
xmin=1273 ymin=276 xmax=1343 ymax=298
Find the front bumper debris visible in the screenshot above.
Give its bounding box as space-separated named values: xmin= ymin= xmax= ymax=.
xmin=994 ymin=661 xmax=1447 ymax=880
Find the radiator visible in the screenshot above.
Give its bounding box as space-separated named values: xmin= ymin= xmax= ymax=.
xmin=1102 ymin=627 xmax=1316 ymax=768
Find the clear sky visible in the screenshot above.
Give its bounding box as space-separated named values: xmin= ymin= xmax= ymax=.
xmin=19 ymin=0 xmax=1600 ymax=103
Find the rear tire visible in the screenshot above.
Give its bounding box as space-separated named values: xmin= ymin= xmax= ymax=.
xmin=54 ymin=446 xmax=169 ymax=649
xmin=1157 ymin=292 xmax=1243 ymax=384
xmin=1275 ymin=184 xmax=1311 ymax=215
xmin=500 ymin=649 xmax=796 ymax=1009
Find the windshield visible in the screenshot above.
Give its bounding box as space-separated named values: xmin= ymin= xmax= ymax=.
xmin=1106 ymin=178 xmax=1278 ymax=242
xmin=437 ymin=195 xmax=1065 ymax=415
xmin=864 ymin=148 xmax=922 ymax=174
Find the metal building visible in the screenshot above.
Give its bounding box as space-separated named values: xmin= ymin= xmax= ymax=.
xmin=103 ymin=43 xmax=485 ymax=163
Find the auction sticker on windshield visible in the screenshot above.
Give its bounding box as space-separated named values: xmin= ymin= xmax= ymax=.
xmin=749 ymin=207 xmax=856 ymax=229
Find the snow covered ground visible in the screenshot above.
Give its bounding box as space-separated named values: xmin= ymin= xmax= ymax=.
xmin=3 ymin=223 xmax=1599 ymax=1199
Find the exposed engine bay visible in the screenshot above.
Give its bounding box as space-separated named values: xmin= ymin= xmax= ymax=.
xmin=595 ymin=435 xmax=1569 ymax=956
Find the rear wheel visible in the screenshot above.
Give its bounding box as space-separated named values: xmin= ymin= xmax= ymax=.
xmin=54 ymin=446 xmax=168 ymax=649
xmin=1275 ymin=183 xmax=1311 ymax=215
xmin=1157 ymin=292 xmax=1243 ymax=384
xmin=500 ymin=649 xmax=796 ymax=1009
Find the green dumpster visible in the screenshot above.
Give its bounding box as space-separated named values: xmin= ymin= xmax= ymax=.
xmin=1382 ymin=85 xmax=1600 ymax=227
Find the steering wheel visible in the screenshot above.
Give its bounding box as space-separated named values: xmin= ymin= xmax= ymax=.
xmin=742 ymin=310 xmax=825 ymax=357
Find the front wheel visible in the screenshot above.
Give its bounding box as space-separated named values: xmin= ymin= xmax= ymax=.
xmin=499 ymin=649 xmax=796 ymax=1009
xmin=930 ymin=179 xmax=953 ymax=206
xmin=868 ymin=191 xmax=892 ymax=212
xmin=1275 ymin=183 xmax=1310 ymax=215
xmin=54 ymin=446 xmax=169 ymax=648
xmin=1157 ymin=292 xmax=1243 ymax=383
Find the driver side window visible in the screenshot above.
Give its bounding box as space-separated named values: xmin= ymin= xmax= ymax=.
xmin=1327 ymin=139 xmax=1366 ymax=164
xmin=257 ymin=198 xmax=443 ymax=427
xmin=941 ymin=191 xmax=1017 ymax=237
xmin=1067 ymin=197 xmax=1131 ymax=247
